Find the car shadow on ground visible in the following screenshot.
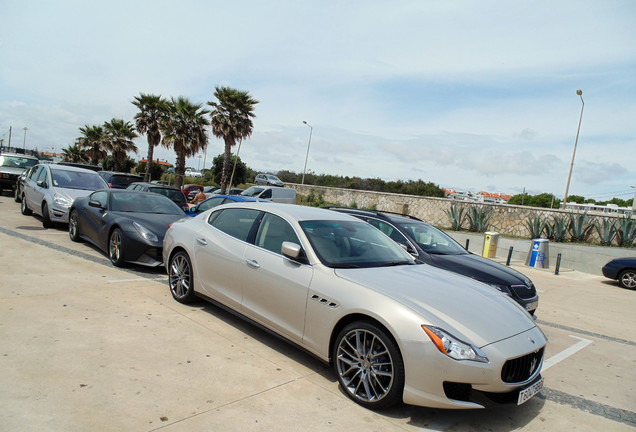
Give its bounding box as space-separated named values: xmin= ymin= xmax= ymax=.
xmin=184 ymin=297 xmax=547 ymax=430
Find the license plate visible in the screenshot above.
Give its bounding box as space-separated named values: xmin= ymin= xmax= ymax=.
xmin=517 ymin=377 xmax=543 ymax=405
xmin=525 ymin=300 xmax=538 ymax=311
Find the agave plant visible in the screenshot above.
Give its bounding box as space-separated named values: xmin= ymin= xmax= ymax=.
xmin=445 ymin=203 xmax=468 ymax=231
xmin=568 ymin=212 xmax=594 ymax=243
xmin=594 ymin=218 xmax=617 ymax=246
xmin=546 ymin=216 xmax=569 ymax=242
xmin=524 ymin=215 xmax=546 ymax=239
xmin=467 ymin=206 xmax=493 ymax=232
xmin=615 ymin=215 xmax=636 ymax=247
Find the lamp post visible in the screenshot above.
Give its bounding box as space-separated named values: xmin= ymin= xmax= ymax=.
xmin=23 ymin=127 xmax=28 ymax=151
xmin=302 ymin=121 xmax=313 ymax=185
xmin=563 ymin=89 xmax=584 ymax=209
xmin=631 ymin=185 xmax=636 ymax=212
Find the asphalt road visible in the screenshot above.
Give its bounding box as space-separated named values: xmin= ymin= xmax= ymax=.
xmin=0 ymin=191 xmax=634 ymax=432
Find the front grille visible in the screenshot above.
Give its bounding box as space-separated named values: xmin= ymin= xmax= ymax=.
xmin=510 ymin=284 xmax=536 ymax=299
xmin=501 ymin=347 xmax=544 ymax=383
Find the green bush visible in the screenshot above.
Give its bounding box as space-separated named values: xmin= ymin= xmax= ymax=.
xmin=524 ymin=215 xmax=546 ymax=239
xmin=467 ymin=206 xmax=493 ymax=232
xmin=445 ymin=204 xmax=468 ymax=231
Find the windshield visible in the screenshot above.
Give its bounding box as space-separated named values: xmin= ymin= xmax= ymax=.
xmin=241 ymin=186 xmax=264 ymax=197
xmin=111 ymin=192 xmax=184 ymax=214
xmin=51 ymin=169 xmax=107 ymax=190
xmin=397 ymin=221 xmax=467 ymax=255
xmin=0 ymin=155 xmax=38 ymax=169
xmin=300 ymin=220 xmax=415 ymax=268
xmin=149 ymin=187 xmax=186 ymax=204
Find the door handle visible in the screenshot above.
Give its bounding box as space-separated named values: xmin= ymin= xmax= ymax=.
xmin=196 ymin=238 xmax=207 ymax=246
xmin=246 ymin=259 xmax=260 ymax=269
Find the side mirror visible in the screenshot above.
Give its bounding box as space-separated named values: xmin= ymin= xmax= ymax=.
xmin=89 ymin=200 xmax=104 ymax=209
xmin=282 ymin=241 xmax=308 ymax=264
xmin=399 ymin=242 xmax=417 ymax=256
xmin=36 ymin=180 xmax=48 ymax=188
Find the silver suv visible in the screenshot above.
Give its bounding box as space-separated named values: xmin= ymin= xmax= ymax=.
xmin=20 ymin=164 xmax=108 ymax=228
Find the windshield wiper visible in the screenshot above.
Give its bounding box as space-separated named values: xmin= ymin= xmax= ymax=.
xmin=379 ymin=260 xmax=413 ymax=267
xmin=330 ymin=264 xmax=362 ymax=269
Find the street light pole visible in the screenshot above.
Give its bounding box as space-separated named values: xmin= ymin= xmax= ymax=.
xmin=302 ymin=121 xmax=312 ymax=185
xmin=23 ymin=127 xmax=28 ymax=151
xmin=563 ymin=89 xmax=584 ymax=209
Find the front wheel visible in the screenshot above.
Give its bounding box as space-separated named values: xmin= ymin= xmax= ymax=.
xmin=333 ymin=321 xmax=404 ymax=410
xmin=42 ymin=202 xmax=53 ymax=228
xmin=169 ymin=251 xmax=195 ymax=303
xmin=109 ymin=228 xmax=125 ymax=267
xmin=14 ymin=188 xmax=21 ymax=202
xmin=68 ymin=209 xmax=82 ymax=242
xmin=618 ymin=269 xmax=636 ymax=290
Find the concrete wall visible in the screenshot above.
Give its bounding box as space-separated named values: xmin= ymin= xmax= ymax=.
xmin=287 ymin=183 xmax=636 ymax=275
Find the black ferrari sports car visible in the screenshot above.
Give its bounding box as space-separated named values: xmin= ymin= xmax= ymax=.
xmin=68 ymin=189 xmax=186 ymax=267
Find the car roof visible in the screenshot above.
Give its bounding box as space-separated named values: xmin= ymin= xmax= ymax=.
xmin=324 ymin=207 xmax=424 ymax=224
xmin=220 ymin=202 xmax=360 ymax=222
xmin=48 ymin=163 xmax=103 ymax=174
xmin=131 ymin=182 xmax=179 ymax=190
xmin=1 ymin=152 xmax=39 ymax=160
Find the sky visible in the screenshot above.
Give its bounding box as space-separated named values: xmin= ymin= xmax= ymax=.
xmin=1 ymin=0 xmax=635 ymax=202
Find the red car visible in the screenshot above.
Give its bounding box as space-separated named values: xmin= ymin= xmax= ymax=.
xmin=181 ymin=184 xmax=203 ymax=197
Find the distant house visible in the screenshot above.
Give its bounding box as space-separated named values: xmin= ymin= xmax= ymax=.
xmin=139 ymin=159 xmax=173 ymax=170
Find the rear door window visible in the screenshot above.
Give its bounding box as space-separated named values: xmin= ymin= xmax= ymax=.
xmin=209 ymin=208 xmax=261 ymax=242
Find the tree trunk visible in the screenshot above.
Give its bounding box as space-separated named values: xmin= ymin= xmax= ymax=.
xmin=144 ymin=143 xmax=154 ymax=182
xmin=220 ymin=137 xmax=234 ymax=194
xmin=174 ymin=151 xmax=186 ymax=189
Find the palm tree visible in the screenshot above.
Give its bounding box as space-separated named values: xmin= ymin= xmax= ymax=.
xmin=132 ymin=93 xmax=169 ymax=182
xmin=161 ymin=97 xmax=209 ymax=188
xmin=208 ymin=86 xmax=259 ymax=193
xmin=61 ymin=143 xmax=88 ymax=163
xmin=77 ymin=124 xmax=108 ymax=165
xmin=104 ymin=118 xmax=138 ymax=172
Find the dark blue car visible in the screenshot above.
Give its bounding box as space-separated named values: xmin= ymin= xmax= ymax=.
xmin=187 ymin=195 xmax=267 ymax=217
xmin=602 ymin=257 xmax=636 ymax=289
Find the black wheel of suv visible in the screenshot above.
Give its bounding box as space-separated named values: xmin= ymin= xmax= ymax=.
xmin=68 ymin=209 xmax=82 ymax=242
xmin=42 ymin=202 xmax=53 ymax=228
xmin=109 ymin=228 xmax=125 ymax=267
xmin=20 ymin=194 xmax=32 ymax=215
xmin=333 ymin=321 xmax=404 ymax=410
xmin=169 ymin=251 xmax=196 ymax=303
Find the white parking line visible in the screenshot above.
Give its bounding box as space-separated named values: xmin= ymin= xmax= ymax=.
xmin=542 ymin=335 xmax=593 ymax=371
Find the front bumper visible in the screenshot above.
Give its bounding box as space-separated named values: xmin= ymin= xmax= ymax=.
xmin=401 ymin=325 xmax=546 ymax=409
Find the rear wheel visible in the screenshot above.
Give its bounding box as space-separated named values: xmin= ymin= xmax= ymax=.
xmin=109 ymin=228 xmax=125 ymax=267
xmin=618 ymin=269 xmax=636 ymax=290
xmin=169 ymin=251 xmax=195 ymax=303
xmin=333 ymin=321 xmax=404 ymax=410
xmin=42 ymin=202 xmax=53 ymax=228
xmin=20 ymin=195 xmax=32 ymax=215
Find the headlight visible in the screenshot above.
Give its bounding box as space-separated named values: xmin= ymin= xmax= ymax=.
xmin=133 ymin=221 xmax=158 ymax=242
xmin=488 ymin=283 xmax=512 ymax=296
xmin=54 ymin=194 xmax=73 ymax=208
xmin=421 ymin=325 xmax=489 ymax=363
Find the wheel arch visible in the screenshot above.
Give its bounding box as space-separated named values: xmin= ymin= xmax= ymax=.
xmin=328 ymin=313 xmax=402 ymax=366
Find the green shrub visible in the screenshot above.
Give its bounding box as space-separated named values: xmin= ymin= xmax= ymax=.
xmin=616 ymin=215 xmax=636 ymax=247
xmin=467 ymin=206 xmax=493 ymax=232
xmin=524 ymin=215 xmax=546 ymax=239
xmin=568 ymin=212 xmax=594 ymax=243
xmin=445 ymin=204 xmax=468 ymax=231
xmin=594 ymin=218 xmax=617 ymax=246
xmin=546 ymin=216 xmax=569 ymax=242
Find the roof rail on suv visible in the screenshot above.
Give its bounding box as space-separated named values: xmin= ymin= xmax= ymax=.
xmin=322 ymin=206 xmax=422 ymax=221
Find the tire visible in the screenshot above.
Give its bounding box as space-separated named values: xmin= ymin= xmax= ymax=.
xmin=333 ymin=321 xmax=404 ymax=409
xmin=20 ymin=194 xmax=32 ymax=215
xmin=109 ymin=228 xmax=125 ymax=267
xmin=14 ymin=188 xmax=21 ymax=203
xmin=42 ymin=202 xmax=53 ymax=228
xmin=68 ymin=209 xmax=82 ymax=242
xmin=618 ymin=269 xmax=636 ymax=290
xmin=168 ymin=251 xmax=196 ymax=303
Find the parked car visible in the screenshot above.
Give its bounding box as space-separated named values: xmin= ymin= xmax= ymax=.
xmin=127 ymin=182 xmax=189 ymax=212
xmin=20 ymin=164 xmax=108 ymax=228
xmin=151 ymin=180 xmax=170 ymax=186
xmin=0 ymin=152 xmax=39 ymax=197
xmin=163 ymin=203 xmax=546 ymax=410
xmin=186 ymin=194 xmax=267 ymax=217
xmin=326 ymin=208 xmax=539 ymax=315
xmin=202 ymin=185 xmax=220 ymax=194
xmin=57 ymin=162 xmax=102 ymax=172
xmin=181 ymin=184 xmax=204 ymax=200
xmin=602 ymin=257 xmax=636 ymax=289
xmin=98 ymin=171 xmax=144 ymax=189
xmin=254 ymin=173 xmax=284 ymax=186
xmin=185 ymin=169 xmax=203 ymax=178
xmin=241 ymin=185 xmax=296 ymax=204
xmin=69 ymin=189 xmax=186 ymax=267
xmin=14 ymin=165 xmax=37 ymax=203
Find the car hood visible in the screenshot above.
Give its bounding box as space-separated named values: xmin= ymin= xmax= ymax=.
xmin=429 ymin=253 xmax=531 ymax=286
xmin=335 ymin=264 xmax=535 ymax=348
xmin=112 ymin=212 xmax=185 ymax=235
xmin=54 ymin=187 xmax=96 ymax=202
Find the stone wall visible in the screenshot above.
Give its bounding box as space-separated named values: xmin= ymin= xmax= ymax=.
xmin=287 ymin=183 xmax=635 ymax=245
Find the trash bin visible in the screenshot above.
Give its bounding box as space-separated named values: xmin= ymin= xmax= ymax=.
xmin=482 ymin=232 xmax=499 ymax=258
xmin=525 ymin=239 xmax=549 ymax=268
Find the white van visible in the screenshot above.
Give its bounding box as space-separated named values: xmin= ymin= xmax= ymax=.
xmin=241 ymin=185 xmax=296 ymax=204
